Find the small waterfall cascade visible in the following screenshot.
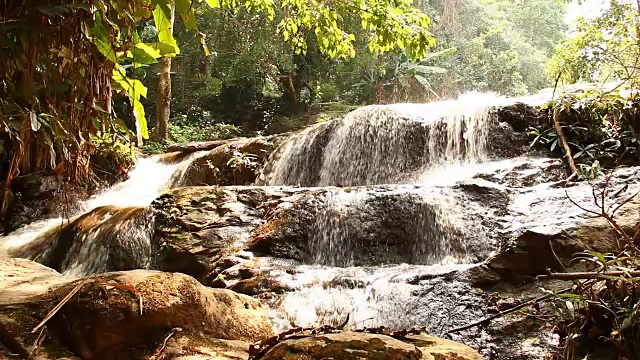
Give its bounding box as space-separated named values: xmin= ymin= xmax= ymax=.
xmin=259 ymin=93 xmax=518 ymax=331
xmin=258 ymin=93 xmax=513 ymax=187
xmin=308 ymin=187 xmax=474 ymax=267
xmin=0 ymin=151 xmax=205 ymax=275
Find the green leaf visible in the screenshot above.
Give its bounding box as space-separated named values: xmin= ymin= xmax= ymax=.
xmin=409 ymin=64 xmax=448 ymax=75
xmin=128 ymin=42 xmax=161 ymax=65
xmin=422 ymin=47 xmax=457 ymax=62
xmin=92 ymin=12 xmax=117 ymax=63
xmin=151 ymin=42 xmax=180 ymax=57
xmin=198 ymin=32 xmax=211 ymax=56
xmin=205 ymin=0 xmax=221 ymax=8
xmin=133 ymin=100 xmax=149 ymax=140
xmin=152 ymin=1 xmax=180 ymax=56
xmin=175 ymin=0 xmax=198 ymax=30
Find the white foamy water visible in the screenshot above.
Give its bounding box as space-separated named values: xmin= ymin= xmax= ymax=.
xmin=258 ymin=92 xmax=516 ymax=187
xmin=0 ymin=152 xmax=205 ymax=254
xmin=261 ymin=261 xmax=478 ymax=332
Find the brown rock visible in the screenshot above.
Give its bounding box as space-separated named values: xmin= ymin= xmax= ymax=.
xmin=403 ymin=334 xmax=483 ymax=360
xmin=0 ymin=258 xmax=68 ymax=305
xmin=260 ymin=332 xmax=423 ymax=360
xmin=9 ymin=206 xmax=156 ymax=277
xmin=180 ymin=136 xmax=286 ymax=187
xmin=228 ymin=276 xmax=292 ymax=297
xmin=151 ymin=186 xmax=298 ymax=281
xmin=156 ymin=332 xmax=249 ymax=360
xmin=0 ymin=270 xmax=274 ymax=359
xmin=166 ymin=139 xmax=236 ymax=153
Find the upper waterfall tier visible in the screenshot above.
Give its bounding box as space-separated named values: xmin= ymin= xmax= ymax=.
xmin=256 ymin=93 xmax=518 ymax=187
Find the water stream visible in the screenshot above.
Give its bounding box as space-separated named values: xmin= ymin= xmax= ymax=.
xmin=1 ymin=92 xmax=536 ymax=335
xmin=0 ymin=152 xmax=205 ymax=269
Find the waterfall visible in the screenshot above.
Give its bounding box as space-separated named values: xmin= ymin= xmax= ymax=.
xmin=258 ymin=93 xmax=513 ymax=187
xmin=0 ymin=151 xmax=205 ymax=275
xmin=308 ymin=187 xmax=474 ymax=267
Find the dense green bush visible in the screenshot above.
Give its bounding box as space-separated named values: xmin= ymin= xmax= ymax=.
xmin=528 ymin=84 xmax=640 ymax=173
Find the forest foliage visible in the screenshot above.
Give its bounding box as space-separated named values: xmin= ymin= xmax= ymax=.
xmin=0 ymin=0 xmax=436 ymax=211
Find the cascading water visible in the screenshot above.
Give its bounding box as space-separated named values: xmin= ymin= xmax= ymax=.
xmin=257 ymin=93 xmax=513 ymax=187
xmin=307 ymin=187 xmax=476 ymax=267
xmin=0 ymin=151 xmax=205 ymax=275
xmin=258 ymin=93 xmax=519 ymax=331
xmin=1 ymin=92 xmax=536 ymax=337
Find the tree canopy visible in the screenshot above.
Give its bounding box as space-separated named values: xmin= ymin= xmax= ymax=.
xmin=0 ymin=0 xmax=436 ymax=212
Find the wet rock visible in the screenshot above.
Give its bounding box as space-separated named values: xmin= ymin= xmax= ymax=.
xmin=180 ymin=135 xmax=286 ymax=186
xmin=151 ymin=186 xmax=297 ymax=281
xmin=248 ymin=186 xmax=492 ymax=266
xmin=259 ymin=332 xmax=482 ymax=360
xmin=155 ymin=332 xmax=250 ymax=360
xmin=260 ymin=332 xmax=423 ymax=360
xmin=2 ymin=175 xmax=85 ymax=234
xmin=0 ymin=270 xmax=274 ymax=359
xmin=404 ymin=334 xmax=483 ymax=360
xmin=473 ymin=157 xmax=565 ymax=188
xmin=9 ymin=206 xmax=156 ymax=277
xmin=228 ymin=276 xmax=292 ymax=297
xmin=471 ymin=179 xmax=640 ymax=286
xmin=485 ymin=121 xmax=529 ymax=160
xmin=495 ymin=102 xmax=545 ymax=132
xmin=166 ymin=139 xmax=236 ymax=153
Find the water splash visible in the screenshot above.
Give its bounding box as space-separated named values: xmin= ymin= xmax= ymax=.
xmin=0 ymin=152 xmax=204 ymax=255
xmin=262 ymin=261 xmax=482 ymax=332
xmin=258 ymin=93 xmax=514 ymax=187
xmin=307 ymin=187 xmax=475 ymax=267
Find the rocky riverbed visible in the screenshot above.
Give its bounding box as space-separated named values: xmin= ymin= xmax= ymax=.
xmin=2 ymin=96 xmax=639 ymax=359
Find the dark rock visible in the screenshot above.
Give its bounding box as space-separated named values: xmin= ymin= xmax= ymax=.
xmin=228 ymin=276 xmax=292 ymax=297
xmin=495 ymin=102 xmax=545 ymax=133
xmin=180 ymin=135 xmax=287 ymax=186
xmin=9 ymin=206 xmax=156 ymax=277
xmin=150 ymin=186 xmax=296 ymax=281
xmin=166 ymin=139 xmax=236 ymax=153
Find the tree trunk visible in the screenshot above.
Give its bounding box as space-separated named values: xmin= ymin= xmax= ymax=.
xmin=154 ymin=4 xmax=175 ymax=142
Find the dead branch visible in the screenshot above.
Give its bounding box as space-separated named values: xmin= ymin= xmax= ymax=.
xmin=446 ymin=287 xmax=572 ymax=334
xmin=32 ymin=275 xmax=94 ymax=334
xmin=538 ymin=271 xmax=640 ymax=280
xmin=552 ymin=107 xmax=579 ymax=178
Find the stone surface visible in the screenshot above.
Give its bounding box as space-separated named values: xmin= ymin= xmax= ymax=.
xmin=0 ymin=269 xmax=274 ymax=359
xmin=259 ymin=332 xmax=482 ymax=360
xmin=157 ymin=332 xmax=250 ymax=360
xmin=260 ymin=332 xmax=423 ymax=360
xmin=151 ymin=186 xmax=297 ymax=282
xmin=0 ymin=257 xmax=68 ymax=305
xmin=246 ymin=185 xmax=499 ymax=266
xmin=180 ymin=135 xmax=286 ymax=187
xmin=166 ymin=139 xmax=236 ymax=153
xmin=404 ymin=334 xmax=483 ymax=360
xmin=9 ymin=206 xmax=156 ymax=277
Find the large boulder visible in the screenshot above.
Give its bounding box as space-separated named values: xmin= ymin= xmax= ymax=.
xmin=9 ymin=206 xmax=156 ymax=277
xmin=0 ymin=269 xmax=274 ymax=359
xmin=259 ymin=332 xmax=482 ymax=360
xmin=151 ymin=186 xmax=298 ymax=281
xmin=405 ymin=334 xmax=483 ymax=360
xmin=246 ymin=185 xmax=497 ymax=266
xmin=0 ymin=257 xmax=68 ymax=305
xmin=145 ymin=332 xmax=250 ymax=360
xmin=180 ymin=136 xmax=286 ymax=187
xmin=470 ymin=167 xmax=640 ymax=286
